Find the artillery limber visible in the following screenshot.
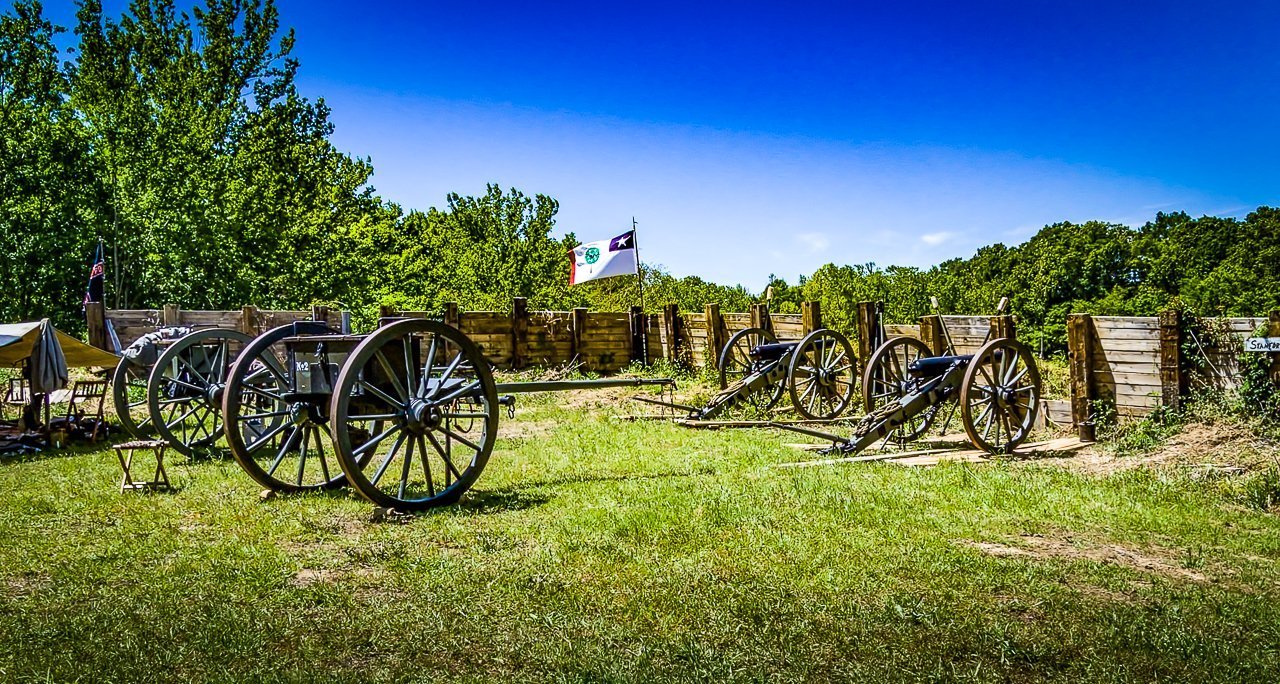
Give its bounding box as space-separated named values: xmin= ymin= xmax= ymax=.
xmin=112 ymin=318 xmax=673 ymax=510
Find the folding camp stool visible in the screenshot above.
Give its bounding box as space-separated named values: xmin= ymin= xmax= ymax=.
xmin=113 ymin=440 xmax=172 ymax=492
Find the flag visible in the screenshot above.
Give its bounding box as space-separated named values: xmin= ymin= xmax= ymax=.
xmin=569 ymin=230 xmax=639 ymax=285
xmin=83 ymin=239 xmax=105 ymax=309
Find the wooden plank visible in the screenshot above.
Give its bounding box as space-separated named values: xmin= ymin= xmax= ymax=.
xmin=1093 ymin=318 xmax=1160 ymax=331
xmin=891 ymin=451 xmax=988 ymax=467
xmin=1068 ymin=313 xmax=1094 ymax=437
xmin=1044 ymin=399 xmax=1073 ymax=425
xmin=1095 ymin=328 xmax=1161 ymax=341
xmin=1094 ymin=338 xmax=1161 ymax=353
xmin=777 ymin=447 xmax=958 ymax=469
xmin=1094 ymin=349 xmax=1161 ymax=364
xmin=1093 ymin=316 xmax=1159 ymax=325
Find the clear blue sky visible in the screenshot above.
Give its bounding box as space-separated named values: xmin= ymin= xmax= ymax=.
xmin=46 ymin=1 xmax=1280 ymax=288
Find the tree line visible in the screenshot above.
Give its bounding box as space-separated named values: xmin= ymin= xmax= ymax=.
xmin=1 ymin=1 xmax=1276 ymax=354
xmin=765 ymin=210 xmax=1280 ymax=353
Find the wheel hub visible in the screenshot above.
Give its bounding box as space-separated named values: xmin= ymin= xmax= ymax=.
xmin=288 ymin=401 xmax=324 ymax=426
xmin=405 ymin=399 xmax=442 ymax=432
xmin=204 ymin=382 xmax=225 ymax=404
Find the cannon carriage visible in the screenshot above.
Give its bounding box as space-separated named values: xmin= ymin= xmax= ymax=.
xmin=707 ymin=327 xmax=857 ymax=420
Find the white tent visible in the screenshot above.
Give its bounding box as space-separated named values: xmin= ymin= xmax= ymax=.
xmin=0 ymin=320 xmax=119 ymax=393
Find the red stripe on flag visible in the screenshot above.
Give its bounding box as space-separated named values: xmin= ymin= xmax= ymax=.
xmin=568 ymin=250 xmax=576 ymax=285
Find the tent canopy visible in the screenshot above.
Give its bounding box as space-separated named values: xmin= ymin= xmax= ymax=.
xmin=0 ymin=320 xmax=118 ymax=393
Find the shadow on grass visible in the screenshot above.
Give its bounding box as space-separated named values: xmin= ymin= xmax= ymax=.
xmin=449 ymin=487 xmax=552 ymax=514
xmin=0 ymin=438 xmax=120 ymax=465
xmin=423 ymin=468 xmax=715 ymax=517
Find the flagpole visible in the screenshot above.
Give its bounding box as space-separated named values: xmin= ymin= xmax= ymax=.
xmin=630 ymin=217 xmax=649 ymax=365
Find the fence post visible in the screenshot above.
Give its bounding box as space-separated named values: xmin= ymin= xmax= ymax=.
xmin=571 ymin=307 xmax=588 ymax=369
xmin=377 ymin=304 xmax=395 ymax=321
xmin=991 ymin=314 xmax=1017 ymax=341
xmin=630 ymin=305 xmax=647 ymax=365
xmin=801 ymin=301 xmax=822 ymax=335
xmin=1068 ymin=313 xmax=1096 ymax=441
xmin=511 ymin=297 xmax=529 ymax=370
xmin=855 ymin=301 xmax=882 ymax=364
xmin=444 ymin=301 xmax=460 ymax=329
xmin=85 ymin=302 xmax=108 ymax=350
xmin=310 ymin=304 xmax=328 ymax=328
xmin=920 ymin=315 xmax=946 ymax=356
xmin=750 ymin=303 xmax=771 ymax=333
xmin=240 ymin=305 xmax=260 ymax=336
xmin=662 ymin=304 xmax=681 ymax=363
xmin=1158 ymin=309 xmax=1185 ymax=410
xmin=162 ymin=304 xmax=180 ymax=326
xmin=704 ymin=303 xmax=725 ymax=359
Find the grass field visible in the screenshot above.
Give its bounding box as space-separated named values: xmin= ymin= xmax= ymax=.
xmin=1 ymin=382 xmax=1278 ymax=683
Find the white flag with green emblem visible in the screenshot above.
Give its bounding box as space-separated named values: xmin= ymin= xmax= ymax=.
xmin=569 ymin=230 xmax=638 ymax=285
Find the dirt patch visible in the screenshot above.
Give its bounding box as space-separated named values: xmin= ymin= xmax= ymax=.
xmin=552 ymin=386 xmax=643 ymax=412
xmin=291 ymin=565 xmax=383 ymax=588
xmin=963 ymin=533 xmax=1209 ymax=583
xmin=499 ymin=420 xmax=557 ymax=440
xmin=3 ymin=572 xmax=51 ymax=598
xmin=1034 ymin=422 xmax=1278 ymax=476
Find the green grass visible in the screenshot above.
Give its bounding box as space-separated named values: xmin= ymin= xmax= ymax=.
xmin=1 ymin=391 xmax=1278 ymax=682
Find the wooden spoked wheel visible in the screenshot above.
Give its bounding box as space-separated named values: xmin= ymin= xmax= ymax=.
xmin=717 ymin=327 xmax=784 ymax=411
xmin=329 ymin=319 xmax=498 ymax=511
xmin=787 ymin=329 xmax=856 ymax=420
xmin=112 ymin=356 xmax=154 ymax=439
xmin=222 ymin=323 xmax=350 ymax=492
xmin=862 ymin=337 xmax=936 ymax=443
xmin=147 ymin=328 xmax=252 ymax=457
xmin=960 ymin=338 xmax=1041 ymax=454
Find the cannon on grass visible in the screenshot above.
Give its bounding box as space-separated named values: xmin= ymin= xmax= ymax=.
xmin=631 ymin=327 xmax=857 ymax=422
xmin=778 ymin=335 xmax=1042 ymax=456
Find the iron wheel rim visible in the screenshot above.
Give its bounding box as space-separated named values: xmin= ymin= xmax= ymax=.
xmin=223 ymin=323 xmax=350 ymax=492
xmin=146 ymin=328 xmax=251 ymax=457
xmin=959 ymin=338 xmax=1041 ymax=455
xmin=329 ymin=319 xmax=498 ymax=510
xmin=787 ymin=329 xmax=856 ymax=420
xmin=862 ymin=336 xmax=936 ymax=443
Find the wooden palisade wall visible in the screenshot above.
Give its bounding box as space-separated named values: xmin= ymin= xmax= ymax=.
xmin=1067 ymin=310 xmax=1276 ymax=437
xmin=95 ymin=298 xmax=1028 ymax=376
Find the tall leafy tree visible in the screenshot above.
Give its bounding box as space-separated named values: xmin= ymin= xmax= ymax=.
xmin=0 ymin=0 xmax=95 ymax=330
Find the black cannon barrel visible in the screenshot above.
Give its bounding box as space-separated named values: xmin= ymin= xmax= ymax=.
xmin=493 ymin=378 xmax=675 ymax=394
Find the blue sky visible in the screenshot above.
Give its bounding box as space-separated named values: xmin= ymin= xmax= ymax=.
xmin=47 ymin=1 xmax=1280 ymax=288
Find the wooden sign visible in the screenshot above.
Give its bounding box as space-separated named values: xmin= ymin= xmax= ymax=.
xmin=1244 ymin=337 xmax=1280 ymax=352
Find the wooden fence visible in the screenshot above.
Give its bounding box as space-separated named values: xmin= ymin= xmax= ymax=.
xmin=1067 ymin=311 xmax=1280 ymax=435
xmin=91 ymin=299 xmax=1023 ymax=375
xmin=87 ymin=303 xmax=345 ymax=353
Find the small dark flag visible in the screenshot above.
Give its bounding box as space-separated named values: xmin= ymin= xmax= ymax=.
xmin=84 ymin=239 xmax=105 ymax=309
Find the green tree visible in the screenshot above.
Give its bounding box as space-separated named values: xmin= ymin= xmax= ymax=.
xmin=0 ymin=0 xmax=96 ymax=331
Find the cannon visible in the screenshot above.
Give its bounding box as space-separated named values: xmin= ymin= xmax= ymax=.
xmin=630 ymin=327 xmax=857 ymax=422
xmin=778 ymin=335 xmax=1042 ymax=455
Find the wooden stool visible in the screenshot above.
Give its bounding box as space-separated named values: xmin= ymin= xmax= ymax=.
xmin=113 ymin=440 xmax=172 ymax=492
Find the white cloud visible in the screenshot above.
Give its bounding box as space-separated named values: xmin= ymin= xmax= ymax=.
xmin=920 ymin=231 xmax=954 ymax=246
xmin=797 ymin=232 xmax=829 ymax=253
